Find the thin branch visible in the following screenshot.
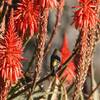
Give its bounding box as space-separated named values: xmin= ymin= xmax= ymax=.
xmin=88 ymin=82 xmax=100 ymax=100
xmin=8 ymin=83 xmax=32 ymax=100
xmin=67 ymin=82 xmax=75 ymax=93
xmin=45 ymin=77 xmax=56 ymax=99
xmin=90 ymin=60 xmax=95 ymax=93
xmin=61 ymin=84 xmax=68 ymax=100
xmin=26 ymin=70 xmax=37 ymax=100
xmin=44 ymin=2 xmax=62 ymax=57
xmin=23 ymin=37 xmax=32 ymax=48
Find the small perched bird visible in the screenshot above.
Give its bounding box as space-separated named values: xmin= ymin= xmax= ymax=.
xmin=50 ymin=49 xmax=61 ymax=75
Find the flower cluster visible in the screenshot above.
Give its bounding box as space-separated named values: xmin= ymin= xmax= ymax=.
xmin=15 ymin=0 xmax=40 ymax=38
xmin=0 ymin=13 xmax=23 ymax=85
xmin=15 ymin=0 xmax=59 ymax=39
xmin=73 ymin=0 xmax=99 ymax=32
xmin=60 ymin=34 xmax=76 ymax=84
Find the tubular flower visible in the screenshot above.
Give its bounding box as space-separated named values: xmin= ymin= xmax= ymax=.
xmin=15 ymin=0 xmax=39 ymax=38
xmin=39 ymin=0 xmax=58 ymax=8
xmin=60 ymin=34 xmax=76 ymax=84
xmin=0 ymin=15 xmax=23 ymax=84
xmin=73 ymin=0 xmax=98 ymax=31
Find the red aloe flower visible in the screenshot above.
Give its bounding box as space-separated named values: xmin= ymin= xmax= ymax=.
xmin=73 ymin=0 xmax=98 ymax=32
xmin=39 ymin=0 xmax=58 ymax=8
xmin=60 ymin=34 xmax=76 ymax=84
xmin=0 ymin=12 xmax=23 ymax=84
xmin=15 ymin=0 xmax=39 ymax=38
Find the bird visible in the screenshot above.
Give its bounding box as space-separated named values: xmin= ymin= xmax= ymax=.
xmin=50 ymin=48 xmax=61 ymax=76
